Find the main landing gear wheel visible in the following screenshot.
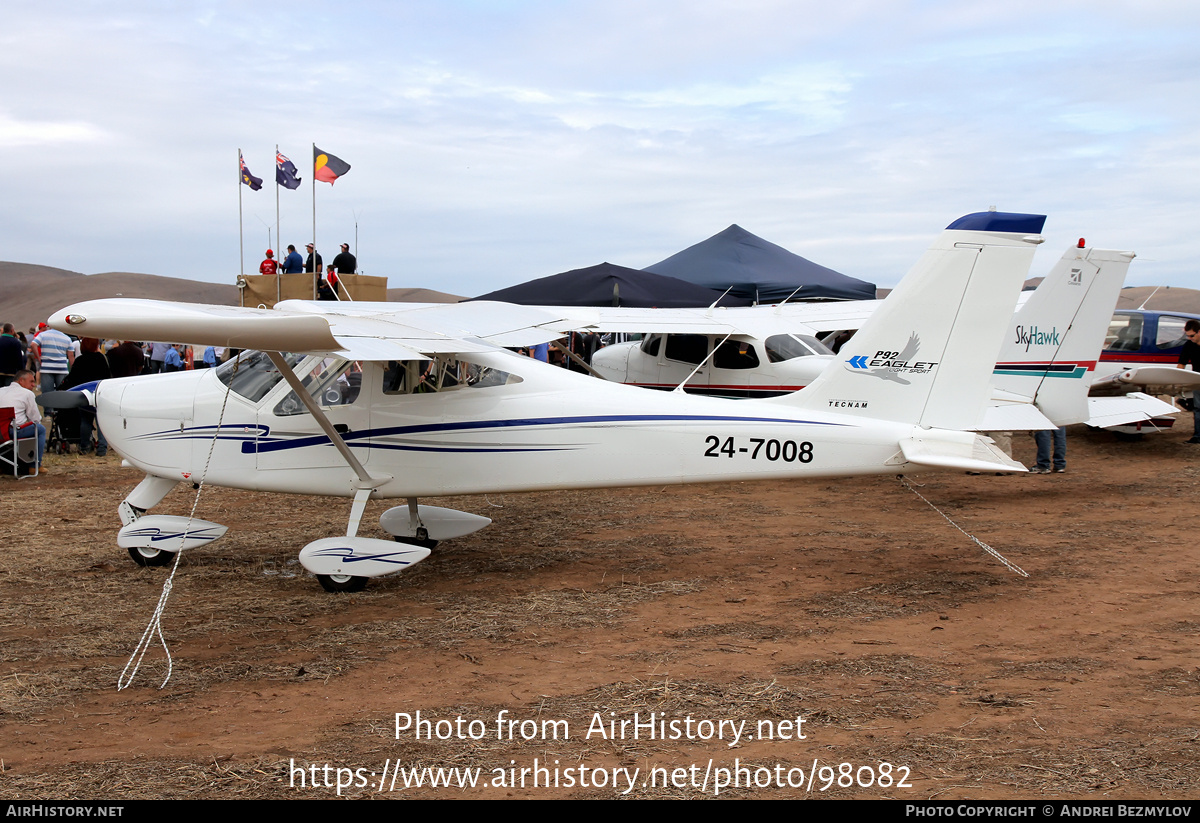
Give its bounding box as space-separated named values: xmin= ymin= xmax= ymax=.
xmin=393 ymin=526 xmax=438 ymax=550
xmin=317 ymin=573 xmax=368 ymax=593
xmin=127 ymin=546 xmax=174 ymax=567
xmin=393 ymin=535 xmax=439 ymax=550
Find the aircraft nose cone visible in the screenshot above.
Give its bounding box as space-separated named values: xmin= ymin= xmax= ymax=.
xmin=95 ymin=370 xmax=203 ymax=471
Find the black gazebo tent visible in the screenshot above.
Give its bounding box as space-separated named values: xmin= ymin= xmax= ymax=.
xmin=471 ymin=261 xmax=750 ymax=307
xmin=643 ymin=224 xmax=875 ymax=302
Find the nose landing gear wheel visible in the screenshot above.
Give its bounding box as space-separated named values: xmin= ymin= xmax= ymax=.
xmin=128 ymin=546 xmax=175 ymax=567
xmin=317 ymin=573 xmax=368 ymax=593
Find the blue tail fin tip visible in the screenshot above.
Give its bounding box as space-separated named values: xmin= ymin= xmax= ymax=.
xmin=946 ymin=212 xmax=1047 ymax=234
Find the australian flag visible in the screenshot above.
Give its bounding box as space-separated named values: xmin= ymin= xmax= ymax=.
xmin=239 ymin=151 xmax=262 ymax=191
xmin=276 ymin=151 xmax=302 ymax=189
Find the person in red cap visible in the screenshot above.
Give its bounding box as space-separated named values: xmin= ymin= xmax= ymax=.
xmin=259 ymin=249 xmax=278 ymax=275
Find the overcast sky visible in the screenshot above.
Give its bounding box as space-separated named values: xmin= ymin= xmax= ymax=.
xmin=3 ymin=1 xmax=1198 ymax=297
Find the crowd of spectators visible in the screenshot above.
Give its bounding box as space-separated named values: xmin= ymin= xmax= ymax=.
xmin=0 ymin=321 xmax=228 ymax=474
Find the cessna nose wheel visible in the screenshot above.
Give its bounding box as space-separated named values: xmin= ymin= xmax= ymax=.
xmin=316 ymin=573 xmax=368 ymax=593
xmin=128 ymin=546 xmax=174 ymax=567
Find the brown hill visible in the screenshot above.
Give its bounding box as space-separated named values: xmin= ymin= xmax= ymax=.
xmin=1 ymin=262 xmax=462 ymax=332
xmin=1113 ymin=285 xmax=1200 ymax=315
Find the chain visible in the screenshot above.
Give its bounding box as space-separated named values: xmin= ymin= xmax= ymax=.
xmin=897 ymin=475 xmax=1028 ymax=577
xmin=118 ymin=354 xmax=241 ymax=690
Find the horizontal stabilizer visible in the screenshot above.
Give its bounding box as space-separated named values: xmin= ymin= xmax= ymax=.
xmin=977 ymin=402 xmax=1058 ymax=431
xmin=1093 ymin=366 xmax=1200 ymax=390
xmin=899 ymin=433 xmax=1027 ymax=473
xmin=1086 ymin=393 xmax=1179 ymax=428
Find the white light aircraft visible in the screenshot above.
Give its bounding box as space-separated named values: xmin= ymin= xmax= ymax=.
xmin=52 ymin=212 xmax=1050 ymax=592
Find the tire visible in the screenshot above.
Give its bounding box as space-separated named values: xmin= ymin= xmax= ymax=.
xmin=317 ymin=573 xmax=368 ymax=593
xmin=128 ymin=546 xmax=175 ymax=567
xmin=393 ymin=535 xmax=439 ymax=550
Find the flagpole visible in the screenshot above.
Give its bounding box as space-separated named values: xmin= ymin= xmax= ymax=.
xmin=275 ymin=143 xmax=282 ymax=304
xmin=238 ymin=148 xmax=244 ymax=278
xmin=312 ymin=142 xmax=318 ymax=300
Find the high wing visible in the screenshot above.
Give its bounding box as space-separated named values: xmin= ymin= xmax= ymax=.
xmin=54 ymin=298 xmax=570 ymax=360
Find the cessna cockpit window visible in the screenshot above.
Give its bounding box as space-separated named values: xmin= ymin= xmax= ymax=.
xmin=216 ymin=350 xmax=305 ymax=403
xmin=764 ymin=334 xmax=831 ymax=362
xmin=1105 ymin=314 xmax=1144 ymax=351
xmin=664 ymin=334 xmax=709 ymax=365
xmin=712 ymin=340 xmax=760 ymax=370
xmin=274 ymin=357 xmax=360 ymax=416
xmin=382 ymin=356 xmax=520 ymax=396
xmin=1156 ymin=316 xmax=1190 ymax=350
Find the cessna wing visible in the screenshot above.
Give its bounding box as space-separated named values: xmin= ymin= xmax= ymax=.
xmin=57 ymin=297 xmax=569 ymax=360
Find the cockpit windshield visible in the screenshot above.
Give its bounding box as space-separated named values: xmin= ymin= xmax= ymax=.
xmin=764 ymin=334 xmax=833 ymax=362
xmin=215 ymin=350 xmax=305 ymax=403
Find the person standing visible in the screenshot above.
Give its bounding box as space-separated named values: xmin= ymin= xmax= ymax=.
xmin=259 ymin=249 xmax=278 ymax=275
xmin=107 ymin=340 xmax=146 ymax=378
xmin=1032 ymin=427 xmax=1066 ymax=474
xmin=281 ymin=244 xmax=303 ymax=274
xmin=62 ymin=338 xmax=110 ymax=456
xmin=164 ymin=344 xmax=184 ymax=372
xmin=303 ymin=243 xmax=323 ymax=273
xmin=331 ymin=243 xmax=357 ymax=274
xmin=147 ymin=341 xmax=171 ymax=374
xmin=32 ymin=323 xmax=73 ymax=392
xmin=0 ymin=323 xmax=24 ymax=388
xmin=1179 ymin=319 xmax=1200 ymax=444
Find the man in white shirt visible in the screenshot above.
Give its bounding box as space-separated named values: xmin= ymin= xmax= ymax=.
xmin=0 ymin=369 xmax=45 ymax=470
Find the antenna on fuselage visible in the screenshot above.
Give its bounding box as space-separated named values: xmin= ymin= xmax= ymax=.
xmin=1136 ymin=285 xmax=1163 ymax=310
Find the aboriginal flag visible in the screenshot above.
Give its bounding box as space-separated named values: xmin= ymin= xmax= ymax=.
xmin=314 ymin=146 xmax=351 ymax=184
xmin=239 ymin=151 xmax=262 ymax=191
xmin=276 ymin=151 xmax=302 ymax=189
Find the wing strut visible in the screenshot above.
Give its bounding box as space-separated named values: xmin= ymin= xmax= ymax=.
xmin=673 ymin=333 xmax=732 ymax=393
xmin=549 ymin=340 xmax=604 ymax=378
xmin=265 ymin=351 xmax=390 ymax=497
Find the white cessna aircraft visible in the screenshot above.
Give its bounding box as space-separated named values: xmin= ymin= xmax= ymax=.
xmin=53 ymin=211 xmax=1049 ymax=592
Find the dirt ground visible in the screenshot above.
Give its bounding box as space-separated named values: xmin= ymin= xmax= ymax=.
xmin=2 ymin=424 xmax=1199 ymax=800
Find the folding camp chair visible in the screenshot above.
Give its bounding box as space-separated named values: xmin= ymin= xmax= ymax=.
xmin=0 ymin=406 xmax=38 ymax=478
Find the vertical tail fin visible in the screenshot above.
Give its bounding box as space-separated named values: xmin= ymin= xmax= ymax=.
xmin=779 ymin=212 xmax=1045 ymax=430
xmin=992 ymin=246 xmax=1134 ymax=425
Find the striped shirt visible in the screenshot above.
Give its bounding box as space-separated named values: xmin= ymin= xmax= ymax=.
xmin=34 ymin=329 xmax=72 ymax=375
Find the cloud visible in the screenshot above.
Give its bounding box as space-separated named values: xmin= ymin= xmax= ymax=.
xmin=1 ymin=1 xmax=1198 ymax=294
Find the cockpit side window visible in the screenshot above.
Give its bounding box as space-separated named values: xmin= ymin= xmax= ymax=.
xmin=664 ymin=334 xmax=709 ymax=365
xmin=712 ymin=340 xmax=760 ymax=370
xmin=274 ymin=358 xmax=360 ymax=416
xmin=382 ymin=356 xmax=521 ymax=396
xmin=640 ymin=335 xmax=661 ymax=357
xmin=1156 ymin=316 xmax=1191 ymax=350
xmin=1105 ymin=314 xmax=1144 ymax=352
xmin=764 ymin=334 xmax=831 ymax=362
